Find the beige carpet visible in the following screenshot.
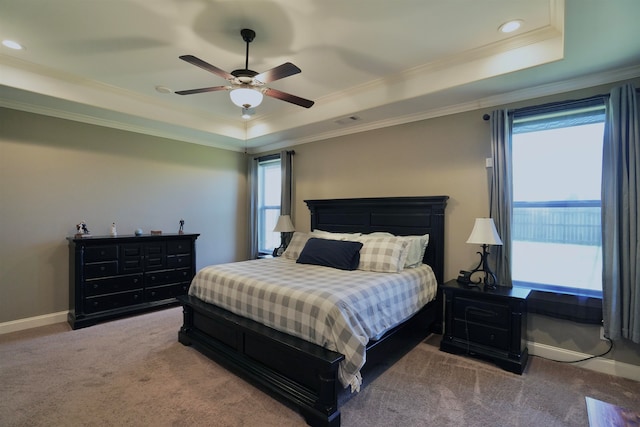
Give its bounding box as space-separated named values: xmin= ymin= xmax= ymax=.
xmin=1 ymin=307 xmax=638 ymax=427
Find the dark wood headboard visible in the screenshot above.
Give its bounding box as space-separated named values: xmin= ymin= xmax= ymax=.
xmin=304 ymin=196 xmax=448 ymax=284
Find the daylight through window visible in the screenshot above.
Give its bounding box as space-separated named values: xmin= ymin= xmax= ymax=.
xmin=257 ymin=157 xmax=281 ymax=255
xmin=511 ymin=100 xmax=605 ymax=297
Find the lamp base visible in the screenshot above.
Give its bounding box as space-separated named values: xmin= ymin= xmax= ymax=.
xmin=469 ymin=244 xmax=499 ymax=290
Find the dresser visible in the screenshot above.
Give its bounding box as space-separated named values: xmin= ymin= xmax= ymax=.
xmin=68 ymin=233 xmax=199 ymax=329
xmin=439 ymin=279 xmax=530 ymax=374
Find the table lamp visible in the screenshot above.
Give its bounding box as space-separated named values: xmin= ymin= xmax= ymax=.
xmin=466 ymin=218 xmax=503 ymax=290
xmin=273 ymin=215 xmax=295 ymax=256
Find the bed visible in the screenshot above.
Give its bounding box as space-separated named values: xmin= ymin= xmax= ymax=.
xmin=177 ymin=196 xmax=448 ymax=427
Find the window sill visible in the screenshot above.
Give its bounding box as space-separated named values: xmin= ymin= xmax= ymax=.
xmin=514 ymin=285 xmax=603 ymax=325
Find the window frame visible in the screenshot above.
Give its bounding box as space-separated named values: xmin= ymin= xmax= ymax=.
xmin=509 ymin=97 xmax=606 ymax=299
xmin=255 ymin=154 xmax=281 ymax=257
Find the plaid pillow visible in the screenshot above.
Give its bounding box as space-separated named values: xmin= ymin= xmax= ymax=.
xmin=356 ymin=236 xmax=410 ymax=273
xmin=282 ymin=232 xmax=311 ymax=260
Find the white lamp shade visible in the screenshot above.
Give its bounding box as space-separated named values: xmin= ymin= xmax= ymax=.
xmin=273 ymin=215 xmax=295 ymax=232
xmin=466 ymin=218 xmax=503 ymax=245
xmin=229 ymin=88 xmax=263 ymax=108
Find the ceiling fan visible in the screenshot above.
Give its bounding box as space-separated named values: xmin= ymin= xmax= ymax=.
xmin=175 ymin=28 xmax=314 ymax=112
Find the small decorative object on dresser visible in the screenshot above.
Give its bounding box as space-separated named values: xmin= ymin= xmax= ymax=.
xmin=134 ymin=228 xmax=143 ymax=236
xmin=440 ymin=279 xmax=530 ymax=374
xmin=67 ymin=233 xmax=199 ymax=329
xmin=179 ymin=219 xmax=184 ymax=234
xmin=76 ymin=221 xmax=91 ymax=237
xmin=110 ymin=222 xmax=117 ymax=236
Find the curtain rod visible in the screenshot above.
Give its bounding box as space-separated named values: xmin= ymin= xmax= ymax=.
xmin=482 ymin=87 xmax=640 ymax=121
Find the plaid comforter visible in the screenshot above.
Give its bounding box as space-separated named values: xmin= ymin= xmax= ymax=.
xmin=188 ymin=257 xmax=437 ymax=391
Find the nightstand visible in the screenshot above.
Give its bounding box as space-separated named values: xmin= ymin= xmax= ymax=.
xmin=439 ymin=279 xmax=530 ymax=374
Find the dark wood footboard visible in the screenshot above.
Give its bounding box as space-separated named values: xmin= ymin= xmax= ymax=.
xmin=178 ymin=294 xmax=345 ymax=427
xmin=178 ymin=294 xmax=439 ymax=427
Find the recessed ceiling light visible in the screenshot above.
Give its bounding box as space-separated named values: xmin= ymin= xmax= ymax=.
xmin=2 ymin=39 xmax=24 ymax=50
xmin=155 ymin=85 xmax=173 ymax=94
xmin=499 ymin=20 xmax=523 ymax=33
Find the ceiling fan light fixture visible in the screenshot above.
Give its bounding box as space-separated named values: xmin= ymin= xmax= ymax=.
xmin=230 ymin=88 xmax=263 ymax=108
xmin=241 ymin=107 xmax=255 ymax=119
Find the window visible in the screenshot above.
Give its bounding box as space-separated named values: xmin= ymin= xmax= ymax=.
xmin=256 ymin=156 xmax=281 ymax=255
xmin=511 ymin=100 xmax=605 ymax=297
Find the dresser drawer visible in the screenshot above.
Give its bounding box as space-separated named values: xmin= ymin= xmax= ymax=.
xmin=84 ymin=245 xmax=118 ymax=262
xmin=144 ymin=254 xmax=166 ymax=270
xmin=453 ymin=297 xmax=510 ymax=328
xmin=166 ymin=254 xmax=191 ymax=269
xmin=84 ymin=274 xmax=143 ymax=297
xmin=145 ymin=283 xmax=189 ymax=302
xmin=84 ymin=261 xmax=118 ymax=279
xmin=167 ymin=239 xmax=191 ymax=255
xmin=84 ymin=290 xmax=143 ymax=314
xmin=145 ymin=268 xmax=191 ymax=287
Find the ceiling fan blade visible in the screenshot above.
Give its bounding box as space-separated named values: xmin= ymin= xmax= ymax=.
xmin=255 ymin=62 xmax=301 ymax=83
xmin=179 ymin=55 xmax=235 ymax=81
xmin=264 ymin=88 xmax=314 ymax=108
xmin=175 ymin=86 xmax=229 ymax=95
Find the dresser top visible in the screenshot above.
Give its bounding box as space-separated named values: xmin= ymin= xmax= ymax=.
xmin=67 ymin=233 xmax=199 ymax=243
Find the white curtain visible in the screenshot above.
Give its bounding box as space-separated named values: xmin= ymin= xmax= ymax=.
xmin=489 ymin=109 xmax=513 ymax=286
xmin=602 ymin=83 xmax=640 ymax=343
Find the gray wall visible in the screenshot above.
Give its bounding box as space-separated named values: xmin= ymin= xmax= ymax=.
xmin=0 ymin=108 xmax=248 ymax=323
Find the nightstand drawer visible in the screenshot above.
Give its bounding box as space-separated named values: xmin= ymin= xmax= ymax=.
xmin=453 ymin=297 xmax=510 ymax=328
xmin=453 ymin=319 xmax=509 ymax=350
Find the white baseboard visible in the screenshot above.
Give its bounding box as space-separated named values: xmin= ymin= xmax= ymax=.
xmin=528 ymin=340 xmax=640 ymax=382
xmin=0 ymin=311 xmax=69 ymax=335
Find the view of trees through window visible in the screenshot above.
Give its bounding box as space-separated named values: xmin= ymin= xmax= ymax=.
xmin=511 ymin=104 xmax=605 ymax=296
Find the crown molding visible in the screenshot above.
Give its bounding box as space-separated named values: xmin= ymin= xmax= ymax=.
xmin=253 ymin=65 xmax=640 ymax=154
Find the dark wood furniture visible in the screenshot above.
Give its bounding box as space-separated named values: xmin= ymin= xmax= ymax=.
xmin=178 ymin=196 xmax=448 ymax=427
xmin=68 ymin=233 xmax=199 ymax=329
xmin=440 ymin=279 xmax=530 ymax=374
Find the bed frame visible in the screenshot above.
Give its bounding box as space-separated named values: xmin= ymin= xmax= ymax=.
xmin=178 ymin=196 xmax=448 ymax=427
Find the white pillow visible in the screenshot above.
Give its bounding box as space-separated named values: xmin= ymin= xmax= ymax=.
xmin=399 ymin=234 xmax=430 ymax=268
xmin=282 ymin=232 xmax=311 ymax=260
xmin=356 ymin=236 xmax=410 ymax=273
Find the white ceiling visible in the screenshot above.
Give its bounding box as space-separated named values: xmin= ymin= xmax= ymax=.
xmin=1 ymin=0 xmax=639 ymax=153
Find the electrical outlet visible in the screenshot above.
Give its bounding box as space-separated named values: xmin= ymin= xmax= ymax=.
xmin=599 ymin=326 xmax=606 ymax=341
